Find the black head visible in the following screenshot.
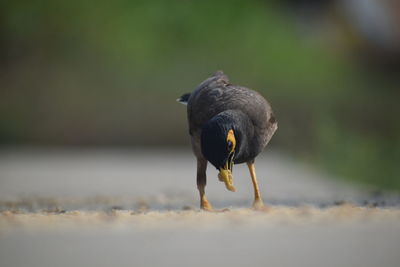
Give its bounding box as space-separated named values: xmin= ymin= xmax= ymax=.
xmin=201 ymin=115 xmax=237 ymax=171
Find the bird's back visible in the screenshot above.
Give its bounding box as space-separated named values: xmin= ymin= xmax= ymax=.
xmin=187 ymin=71 xmax=277 ymax=151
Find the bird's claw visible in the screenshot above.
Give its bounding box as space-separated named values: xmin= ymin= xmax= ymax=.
xmin=201 ymin=199 xmax=213 ymax=211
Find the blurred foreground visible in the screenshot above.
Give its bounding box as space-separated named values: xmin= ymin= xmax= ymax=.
xmin=1 ymin=207 xmax=400 ymax=267
xmin=1 ymin=148 xmax=400 ymax=267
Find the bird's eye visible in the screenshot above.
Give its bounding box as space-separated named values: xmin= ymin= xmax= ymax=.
xmin=227 ymin=141 xmax=233 ymax=152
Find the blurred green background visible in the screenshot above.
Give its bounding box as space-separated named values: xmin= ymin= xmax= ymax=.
xmin=1 ymin=0 xmax=399 ymax=189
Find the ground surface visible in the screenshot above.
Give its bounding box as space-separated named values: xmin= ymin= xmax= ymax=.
xmin=0 ymin=148 xmax=399 ymax=267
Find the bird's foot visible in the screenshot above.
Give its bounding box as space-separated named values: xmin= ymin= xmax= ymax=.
xmin=201 ymin=207 xmax=230 ymax=213
xmin=200 ymin=199 xmax=213 ymax=211
xmin=200 ymin=200 xmax=231 ymax=212
xmin=252 ymin=199 xmax=268 ymax=211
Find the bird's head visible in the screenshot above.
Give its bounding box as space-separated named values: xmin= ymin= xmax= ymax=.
xmin=201 ymin=116 xmax=239 ymax=192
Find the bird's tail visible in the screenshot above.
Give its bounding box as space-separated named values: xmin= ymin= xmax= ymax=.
xmin=176 ymin=93 xmax=191 ymax=105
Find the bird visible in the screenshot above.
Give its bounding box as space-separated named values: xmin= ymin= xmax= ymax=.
xmin=177 ymin=71 xmax=277 ymax=210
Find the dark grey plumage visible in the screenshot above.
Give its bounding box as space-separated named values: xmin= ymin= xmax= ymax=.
xmin=178 ymin=70 xmax=277 ymax=210
xmin=186 ymin=71 xmax=277 ymax=162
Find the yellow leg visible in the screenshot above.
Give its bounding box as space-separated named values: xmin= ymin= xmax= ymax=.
xmin=247 ymin=161 xmax=265 ymax=210
xmin=198 ymin=185 xmax=213 ymax=211
xmin=197 ymin=158 xmax=213 ymax=211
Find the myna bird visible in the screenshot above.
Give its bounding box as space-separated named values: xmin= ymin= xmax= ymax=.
xmin=177 ymin=71 xmax=277 ymax=210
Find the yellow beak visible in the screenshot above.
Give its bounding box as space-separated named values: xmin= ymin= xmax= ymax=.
xmin=218 ymin=168 xmax=236 ymax=192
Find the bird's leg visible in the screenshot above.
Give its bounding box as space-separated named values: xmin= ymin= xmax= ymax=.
xmin=247 ymin=161 xmax=265 ymax=210
xmin=198 ymin=186 xmax=212 ymax=211
xmin=197 ymin=158 xmax=213 ymax=211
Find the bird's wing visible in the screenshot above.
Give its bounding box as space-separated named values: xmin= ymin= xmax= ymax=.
xmin=187 ymin=71 xmax=277 ymax=148
xmin=189 ymin=83 xmax=271 ymax=128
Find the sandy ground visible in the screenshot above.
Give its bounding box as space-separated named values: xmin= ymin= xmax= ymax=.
xmin=0 ymin=148 xmax=400 ymax=267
